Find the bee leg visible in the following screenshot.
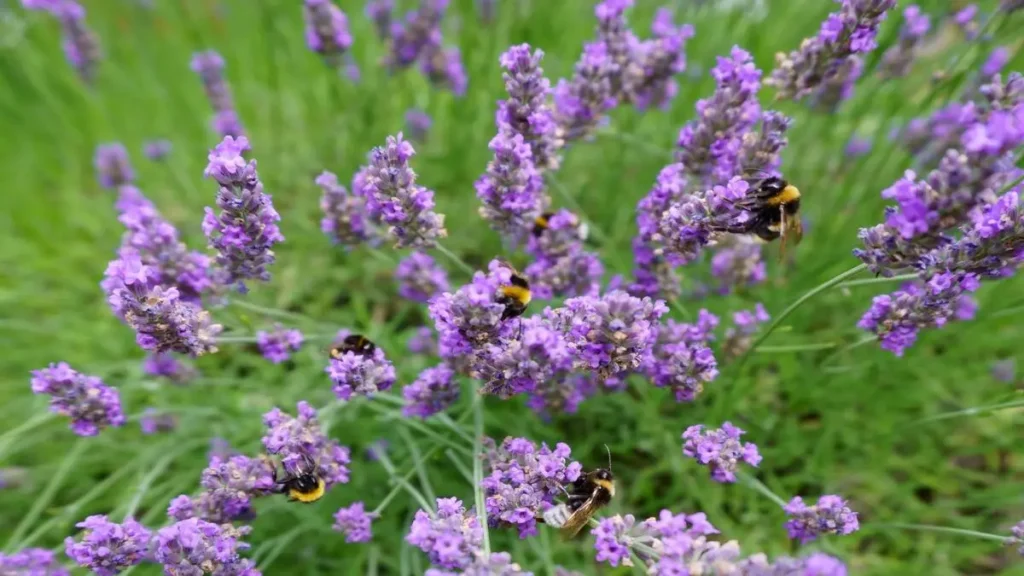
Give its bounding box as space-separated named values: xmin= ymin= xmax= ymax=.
xmin=778 ymin=207 xmax=788 ymax=262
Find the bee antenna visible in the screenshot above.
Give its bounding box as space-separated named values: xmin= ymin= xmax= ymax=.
xmin=604 ymin=444 xmax=612 ymax=472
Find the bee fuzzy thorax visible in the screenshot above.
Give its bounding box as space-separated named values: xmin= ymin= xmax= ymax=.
xmin=499 ymin=284 xmax=531 ymax=305
xmin=768 ymin=184 xmax=800 ymax=205
xmin=288 ymin=476 xmax=325 ymax=503
xmin=595 ymin=478 xmax=615 ymax=496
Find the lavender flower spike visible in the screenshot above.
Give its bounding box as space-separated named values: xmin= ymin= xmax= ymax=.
xmin=153 ymin=519 xmax=259 ymax=575
xmin=0 ymin=548 xmax=69 ymax=576
xmin=1008 ymin=520 xmax=1024 ymax=557
xmin=256 ymin=324 xmax=304 ymax=363
xmin=169 ymin=455 xmax=276 ymax=524
xmin=191 ymin=50 xmax=245 ymax=138
xmin=317 ymin=170 xmax=377 ymax=248
xmin=644 ymin=319 xmax=719 ymax=402
xmin=396 ymin=250 xmax=450 ymax=303
xmin=65 ymin=515 xmax=151 ymax=575
xmin=327 ymin=330 xmax=397 ymax=400
xmin=363 ymin=134 xmax=447 ymax=248
xmin=497 ymin=44 xmax=563 ymax=172
xmin=878 ymin=5 xmax=930 ymax=79
xmin=144 ymin=139 xmax=172 ymax=161
xmin=333 ymin=502 xmax=377 ymax=543
xmin=406 ymin=497 xmax=484 ymax=570
xmin=95 ymin=143 xmax=134 ymax=189
xmin=24 ymin=1 xmax=102 ymax=83
xmin=784 ymin=495 xmax=860 ymax=543
xmin=304 ymin=0 xmax=354 ymax=71
xmin=553 ymin=42 xmax=616 ymax=142
xmin=475 ymin=132 xmax=546 ymax=242
xmin=767 ymin=0 xmax=897 ymax=102
xmin=202 ymin=135 xmax=284 ymax=291
xmin=403 ymin=364 xmax=459 ymax=418
xmin=262 ymin=401 xmax=351 ymax=488
xmin=592 ymin=510 xmax=721 ymax=571
xmin=654 ymin=177 xmax=752 ymax=265
xmin=31 ymin=362 xmax=125 ymax=436
xmin=682 ymin=422 xmax=761 ymax=482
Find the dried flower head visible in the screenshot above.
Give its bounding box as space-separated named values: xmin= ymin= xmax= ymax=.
xmin=30 ymin=362 xmax=125 ymax=436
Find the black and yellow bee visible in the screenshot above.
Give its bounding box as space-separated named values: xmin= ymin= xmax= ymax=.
xmin=714 ymin=174 xmax=803 ymax=258
xmin=495 ymin=261 xmax=532 ymax=321
xmin=541 ymin=450 xmax=616 ymax=538
xmin=532 ymin=211 xmax=591 ymax=243
xmin=272 ymin=455 xmax=326 ymax=504
xmin=329 ymin=333 xmax=376 ymax=359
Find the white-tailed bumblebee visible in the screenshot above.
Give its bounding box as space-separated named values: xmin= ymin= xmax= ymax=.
xmin=715 ymin=174 xmax=803 ymax=259
xmin=541 ymin=449 xmax=616 ymax=538
xmin=271 ymin=454 xmax=326 ymax=504
xmin=330 ymin=333 xmax=376 ymax=359
xmin=495 ymin=261 xmax=531 ymax=321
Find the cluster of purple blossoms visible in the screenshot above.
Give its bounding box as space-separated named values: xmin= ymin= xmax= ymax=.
xmin=256 ymin=324 xmax=304 ymax=363
xmin=113 ymin=185 xmax=213 ymax=304
xmin=878 ymin=5 xmax=931 ymax=79
xmin=628 ymin=236 xmax=682 ymax=299
xmin=202 ymin=135 xmax=284 ymax=291
xmin=362 ymin=134 xmax=447 ymax=248
xmin=428 ymin=552 xmax=533 ymax=576
xmin=475 ymin=132 xmax=546 ymax=243
xmin=408 ymin=326 xmax=439 ymax=355
xmin=625 ymin=9 xmax=695 ymax=111
xmin=402 ymin=364 xmax=458 ymax=418
xmin=333 ymin=502 xmax=376 ymax=543
xmin=327 ymin=330 xmax=396 ymax=399
xmin=191 ymin=51 xmax=245 ymax=137
xmin=421 ymin=45 xmax=469 ymax=96
xmin=385 ymin=0 xmax=466 ymax=96
xmin=143 ymin=139 xmax=172 ymax=161
xmin=317 ymin=170 xmax=378 ymax=248
xmin=709 ymin=235 xmax=768 ymax=294
xmin=682 ymin=422 xmax=761 ymax=482
xmin=553 ymin=41 xmax=616 ymax=142
xmin=481 ymin=437 xmax=582 ymax=538
xmin=396 ymin=251 xmax=450 ymax=303
xmin=140 ymin=408 xmax=177 ymax=434
xmin=526 ymin=374 xmax=596 ymax=418
xmin=23 ymin=0 xmax=100 ymax=83
xmin=103 ymin=250 xmax=222 ymax=356
xmin=592 ymin=510 xmax=719 ymax=570
xmin=365 ymin=0 xmax=392 ymax=39
xmin=473 ymin=316 xmax=573 ymax=398
xmin=406 ymin=497 xmax=484 ymax=571
xmin=546 ymin=290 xmax=667 ymax=379
xmin=644 ymin=314 xmax=719 ymax=402
xmin=64 ymin=515 xmax=151 ymax=575
xmin=767 ymin=0 xmax=897 ymax=103
xmin=153 ymin=518 xmax=259 ymax=575
xmin=0 ymin=548 xmax=69 ymax=576
xmin=497 ymin=44 xmax=562 ymax=172
xmin=94 ymin=143 xmax=134 ymax=188
xmin=846 ymin=135 xmax=873 ymax=158
xmin=953 ymin=4 xmax=979 ymax=39
xmin=144 ymin=352 xmax=198 ymax=383
xmin=168 ymin=455 xmax=275 ymax=524
xmin=429 ymin=260 xmax=518 ymax=359
xmin=721 ymin=303 xmax=770 ymax=359
xmin=262 ymin=401 xmax=351 ymax=487
xmin=303 ymin=0 xmax=354 ymax=74
xmin=31 ymin=362 xmax=124 ymax=436
xmin=406 ymin=109 xmax=433 ymax=142
xmin=1008 ymin=521 xmax=1024 ymax=556
xmin=652 ymin=177 xmax=751 ymax=265
xmin=524 ymin=210 xmax=603 ymax=299
xmin=784 ymin=495 xmax=860 ymax=543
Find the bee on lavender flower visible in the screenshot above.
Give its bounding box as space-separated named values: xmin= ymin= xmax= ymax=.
xmin=542 ymin=447 xmax=616 ymax=538
xmin=713 ymin=172 xmax=804 ymax=259
xmin=329 ymin=334 xmax=376 ymax=359
xmin=531 ymin=211 xmax=590 ymax=243
xmin=495 ymin=260 xmax=532 ymax=322
xmin=269 ymin=454 xmax=326 ymax=503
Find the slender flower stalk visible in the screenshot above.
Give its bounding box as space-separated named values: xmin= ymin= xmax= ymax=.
xmin=23 ymin=1 xmax=100 ymax=82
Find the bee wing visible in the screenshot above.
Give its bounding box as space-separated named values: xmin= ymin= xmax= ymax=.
xmin=778 ymin=207 xmax=789 ymax=262
xmin=788 ymin=214 xmax=804 ymax=246
xmin=558 ymin=498 xmax=600 ymax=539
xmin=540 ymin=503 xmax=572 ymax=528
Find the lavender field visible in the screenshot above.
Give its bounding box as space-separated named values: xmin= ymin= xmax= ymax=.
xmin=1 ymin=0 xmax=1023 ymax=574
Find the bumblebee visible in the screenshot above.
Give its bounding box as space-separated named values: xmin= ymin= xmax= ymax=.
xmin=714 ymin=174 xmax=803 ymax=258
xmin=272 ymin=454 xmax=326 ymax=503
xmin=532 ymin=211 xmax=591 ymax=244
xmin=541 ymin=449 xmax=616 ymax=538
xmin=495 ymin=261 xmax=531 ymax=321
xmin=330 ymin=333 xmax=376 ymax=359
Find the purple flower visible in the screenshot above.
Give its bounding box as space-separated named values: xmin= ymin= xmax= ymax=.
xmin=95 ymin=143 xmax=134 ymax=189
xmin=428 ymin=551 xmax=533 ymax=575
xmin=481 ymin=437 xmax=582 ymax=539
xmin=362 ymin=134 xmax=447 ymax=248
xmin=524 ymin=249 xmax=604 ymax=300
xmin=722 ymin=303 xmax=770 ymax=359
xmin=143 ymin=139 xmax=172 ymax=161
xmin=709 ymin=235 xmax=767 ymax=294
xmin=475 ymin=132 xmax=546 ymax=243
xmin=1008 ymin=520 xmax=1024 ymax=556
xmin=202 ymin=135 xmax=284 ymax=291
xmin=365 ymin=0 xmax=393 ymax=39
xmin=386 ymin=0 xmax=448 ymax=69
xmin=31 ymin=362 xmax=125 ymax=436
xmin=316 ymin=170 xmax=377 ymax=248
xmin=261 ymin=401 xmax=350 ymax=487
xmin=846 ymin=135 xmax=872 ymax=157
xmin=333 ymin=502 xmax=376 ymax=543
xmin=784 ymin=495 xmax=860 ymax=543
xmin=429 ymin=260 xmax=519 ymax=359
xmin=546 ymin=290 xmax=667 ymax=379
xmin=169 ymin=455 xmax=276 ymax=524
xmin=406 ymin=109 xmax=432 ymax=141
xmin=327 ymin=331 xmax=396 ymax=399
xmin=644 ymin=317 xmax=719 ymax=402
xmin=402 ymin=364 xmax=458 ymax=418
xmin=740 ymin=552 xmax=848 ymax=575
xmin=406 ymin=497 xmax=483 ymax=570
xmin=593 ymin=0 xmax=639 ymax=101
xmin=738 ymin=110 xmax=794 ymax=176
xmin=64 ymin=515 xmax=150 ymax=576
xmin=675 ymin=46 xmax=762 ymax=186
xmin=396 ymin=251 xmax=450 ymax=303
xmin=191 ymin=50 xmax=244 ymax=138
xmin=408 ymin=326 xmax=439 ymax=355
xmin=682 ymin=422 xmax=761 ymax=482
xmin=304 ymin=0 xmax=353 ymax=70
xmin=626 ymin=10 xmax=694 ymax=111
xmin=592 ymin=510 xmax=721 ymax=571
xmin=24 ymin=1 xmax=101 ymax=83
xmin=526 ymin=374 xmax=596 ymax=418
xmin=654 ymin=177 xmax=752 ymax=265
xmin=991 ymin=358 xmax=1016 ymax=383
xmin=0 ymin=548 xmax=70 ymax=576
xmin=554 ymin=42 xmax=616 ymax=142
xmin=981 ymin=46 xmax=1010 ymax=78
xmin=473 ymin=317 xmax=573 ymax=399
xmin=102 ymin=251 xmax=222 ymax=356
xmin=420 ymin=45 xmax=468 ymax=96
xmin=878 ymin=5 xmax=931 ymax=79
xmin=140 ymin=408 xmax=177 ymax=435
xmin=256 ymin=324 xmax=304 ymax=363
xmin=143 ymin=353 xmax=197 ymax=383
xmin=497 ymin=44 xmax=562 ymax=172
xmin=953 ymin=4 xmax=979 ymax=39
xmin=153 ymin=518 xmax=259 ymax=575
xmin=768 ymin=0 xmax=897 ymax=102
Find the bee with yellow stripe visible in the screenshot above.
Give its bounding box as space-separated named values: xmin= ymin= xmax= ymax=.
xmin=495 ymin=260 xmax=531 ymax=321
xmin=541 ymin=447 xmax=616 ymax=538
xmin=271 ymin=455 xmax=326 ymax=504
xmin=714 ymin=174 xmax=803 ymax=259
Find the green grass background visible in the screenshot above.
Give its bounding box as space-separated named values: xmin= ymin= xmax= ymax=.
xmin=1 ymin=0 xmax=1023 ymax=574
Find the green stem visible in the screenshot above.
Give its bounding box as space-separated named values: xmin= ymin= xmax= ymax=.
xmin=735 ymin=264 xmax=868 ymax=369
xmin=754 ymin=342 xmax=838 ymax=353
xmin=0 ymin=411 xmax=56 ymax=460
xmin=375 ymin=451 xmax=435 ymax=517
xmin=434 ymin=244 xmax=476 ymax=276
xmin=735 ymin=469 xmax=788 ymax=508
xmin=871 ymin=523 xmax=1008 ymax=542
xmin=818 ymin=334 xmax=878 ymax=367
xmin=545 ymin=172 xmax=609 ymax=243
xmin=5 ymin=439 xmax=86 ymax=551
xmin=837 ymin=273 xmax=918 ymax=288
xmin=228 ymin=299 xmax=335 ymax=328
xmin=472 ymin=389 xmax=491 ymax=556
xmin=594 ymin=128 xmax=674 ymax=160
xmin=398 ymin=428 xmax=437 ymax=506
xmin=908 ymin=399 xmax=1024 ymax=426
